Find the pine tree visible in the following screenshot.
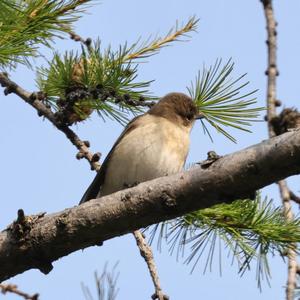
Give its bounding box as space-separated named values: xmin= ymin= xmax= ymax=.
xmin=0 ymin=1 xmax=299 ymax=299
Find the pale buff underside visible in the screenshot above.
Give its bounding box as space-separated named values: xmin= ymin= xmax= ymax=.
xmin=99 ymin=114 xmax=193 ymax=197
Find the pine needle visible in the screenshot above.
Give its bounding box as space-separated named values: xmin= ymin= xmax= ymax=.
xmin=123 ymin=16 xmax=198 ymax=61
xmin=188 ymin=59 xmax=264 ymax=142
xmin=146 ymin=195 xmax=300 ymax=289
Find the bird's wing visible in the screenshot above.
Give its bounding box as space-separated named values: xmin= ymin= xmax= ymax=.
xmin=79 ymin=115 xmax=142 ymax=204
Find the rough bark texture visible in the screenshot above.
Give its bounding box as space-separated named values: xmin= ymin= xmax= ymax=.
xmin=261 ymin=1 xmax=298 ymax=298
xmin=0 ymin=129 xmax=300 ymax=282
xmin=0 ymin=72 xmax=164 ymax=297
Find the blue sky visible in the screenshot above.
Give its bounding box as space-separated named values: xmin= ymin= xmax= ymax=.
xmin=1 ymin=1 xmax=300 ymax=299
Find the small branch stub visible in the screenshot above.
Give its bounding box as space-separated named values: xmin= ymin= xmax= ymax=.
xmin=0 ymin=283 xmax=39 ymax=300
xmin=91 ymin=152 xmax=101 ymax=162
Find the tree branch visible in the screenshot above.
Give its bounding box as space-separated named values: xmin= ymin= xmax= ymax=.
xmin=0 ymin=71 xmax=164 ymax=299
xmin=0 ymin=72 xmax=101 ymax=171
xmin=0 ymin=129 xmax=300 ymax=282
xmin=289 ymin=190 xmax=300 ymax=205
xmin=261 ymin=1 xmax=298 ymax=299
xmin=0 ymin=283 xmax=39 ymax=300
xmin=133 ymin=230 xmax=169 ymax=300
xmin=261 ymin=0 xmax=278 ymax=136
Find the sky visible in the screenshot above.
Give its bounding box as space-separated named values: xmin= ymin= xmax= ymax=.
xmin=1 ymin=0 xmax=300 ymax=299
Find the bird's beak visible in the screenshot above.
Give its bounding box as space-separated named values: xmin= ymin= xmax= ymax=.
xmin=194 ymin=113 xmax=205 ymax=120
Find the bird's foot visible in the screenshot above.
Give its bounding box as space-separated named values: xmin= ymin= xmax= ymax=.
xmin=198 ymin=150 xmax=222 ymax=169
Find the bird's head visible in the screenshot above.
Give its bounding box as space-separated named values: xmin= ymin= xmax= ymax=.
xmin=148 ymin=92 xmax=199 ymax=128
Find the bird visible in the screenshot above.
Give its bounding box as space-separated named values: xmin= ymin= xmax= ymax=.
xmin=80 ymin=92 xmax=199 ymax=204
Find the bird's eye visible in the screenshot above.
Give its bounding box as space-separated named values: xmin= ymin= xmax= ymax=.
xmin=186 ymin=113 xmax=193 ymax=120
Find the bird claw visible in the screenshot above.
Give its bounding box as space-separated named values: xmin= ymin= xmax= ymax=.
xmin=198 ymin=150 xmax=222 ymax=169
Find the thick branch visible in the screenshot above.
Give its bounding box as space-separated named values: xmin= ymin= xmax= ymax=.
xmin=0 ymin=72 xmax=162 ymax=298
xmin=0 ymin=130 xmax=300 ymax=282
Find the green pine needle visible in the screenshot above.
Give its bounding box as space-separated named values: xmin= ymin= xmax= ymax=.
xmin=146 ymin=195 xmax=300 ymax=289
xmin=123 ymin=16 xmax=198 ymax=62
xmin=0 ymin=0 xmax=92 ymax=68
xmin=36 ymin=42 xmax=156 ymax=124
xmin=188 ymin=59 xmax=264 ymax=142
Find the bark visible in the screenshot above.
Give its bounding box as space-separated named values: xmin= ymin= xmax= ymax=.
xmin=0 ymin=129 xmax=300 ymax=282
xmin=261 ymin=1 xmax=298 ymax=298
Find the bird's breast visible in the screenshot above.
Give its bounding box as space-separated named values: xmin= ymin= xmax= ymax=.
xmin=100 ymin=115 xmax=191 ymax=196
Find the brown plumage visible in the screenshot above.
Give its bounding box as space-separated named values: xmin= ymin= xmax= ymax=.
xmin=80 ymin=92 xmax=198 ymax=204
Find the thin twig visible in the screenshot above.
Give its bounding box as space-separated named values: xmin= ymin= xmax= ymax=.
xmin=261 ymin=1 xmax=298 ymax=299
xmin=114 ymin=94 xmax=155 ymax=108
xmin=289 ymin=190 xmax=300 ymax=205
xmin=123 ymin=17 xmax=198 ymax=61
xmin=261 ymin=0 xmax=278 ymax=137
xmin=133 ymin=231 xmax=169 ymax=300
xmin=63 ymin=23 xmax=92 ymax=50
xmin=0 ymin=72 xmax=167 ymax=299
xmin=69 ymin=31 xmax=92 ymax=49
xmin=0 ymin=283 xmax=39 ymax=300
xmin=58 ymin=0 xmax=92 ymax=15
xmin=0 ymin=72 xmax=101 ymax=171
xmin=81 ymin=263 xmax=119 ymax=300
xmin=278 ymin=180 xmax=297 ymax=300
xmin=29 ymin=0 xmax=93 ymax=49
